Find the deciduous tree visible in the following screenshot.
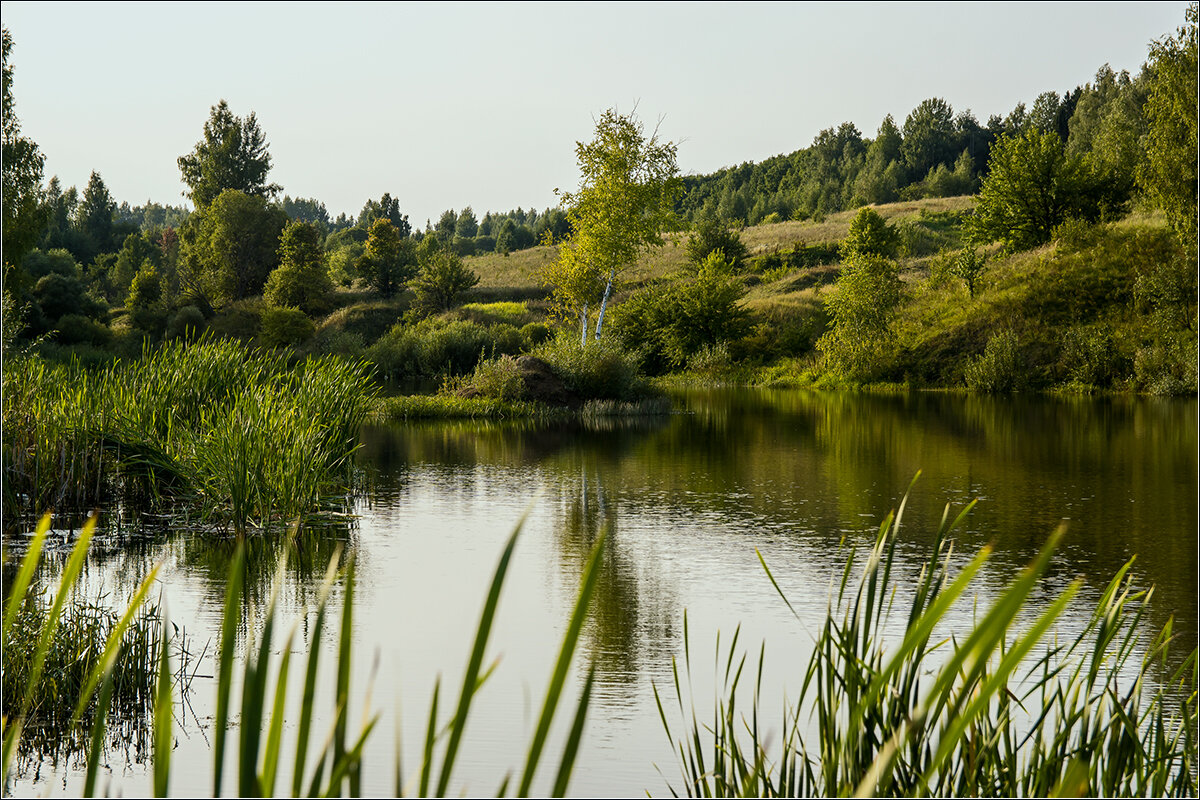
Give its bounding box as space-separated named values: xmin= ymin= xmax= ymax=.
xmin=2 ymin=28 xmax=46 ymax=269
xmin=264 ymin=221 xmax=330 ymax=313
xmin=543 ymin=108 xmax=681 ymax=344
xmin=357 ymin=218 xmax=417 ymax=296
xmin=179 ymin=189 xmax=287 ymax=305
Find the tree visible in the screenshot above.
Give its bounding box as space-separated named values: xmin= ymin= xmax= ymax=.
xmin=410 ymin=249 xmax=479 ymax=314
xmin=967 ymin=130 xmax=1097 ymax=251
xmin=357 ymin=218 xmax=417 ymax=296
xmin=543 ymin=108 xmax=681 ymax=344
xmin=1139 ymin=3 xmax=1198 ymax=249
xmin=901 ymin=98 xmax=957 ymax=179
xmin=357 ymin=192 xmax=410 ymax=236
xmin=818 ymin=252 xmax=902 ymax=378
xmin=2 ymin=27 xmax=46 ymax=269
xmin=179 ymin=189 xmax=287 ymax=305
xmin=178 ymin=100 xmax=281 ymax=209
xmin=454 ymin=207 xmax=478 ymax=239
xmin=77 ymin=170 xmax=116 ymax=257
xmin=264 ymin=221 xmax=330 ymax=313
xmin=840 ymin=208 xmax=900 ymax=259
xmin=686 ymin=213 xmax=747 ymax=268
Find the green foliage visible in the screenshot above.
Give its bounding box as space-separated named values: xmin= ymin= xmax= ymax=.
xmin=658 ymin=486 xmax=1198 ymax=797
xmin=521 ymin=321 xmax=552 ymax=347
xmin=465 ymin=354 xmax=527 ymax=401
xmin=1059 ymin=324 xmax=1123 ymax=387
xmin=126 ymin=263 xmax=163 ymax=310
xmin=366 ymin=318 xmax=522 ymax=381
xmin=964 ymin=329 xmax=1025 ymax=392
xmin=818 ymin=253 xmax=901 ymax=379
xmin=1139 ymin=4 xmax=1198 ymax=249
xmin=839 ymin=208 xmax=900 ymax=259
xmin=948 ymin=246 xmax=986 ymax=297
xmin=177 ymin=99 xmax=280 ymax=209
xmin=612 ymin=253 xmax=751 ymax=373
xmin=968 ymin=130 xmax=1098 ymax=251
xmin=544 ymin=108 xmax=681 ymax=342
xmin=901 ymin=97 xmax=958 ymax=178
xmin=259 ymin=306 xmax=315 ymax=348
xmin=358 ymin=218 xmax=417 ymax=296
xmin=264 ymin=221 xmax=330 ymax=314
xmin=1 ymin=28 xmax=46 ymax=269
xmin=533 ymin=332 xmax=647 ymax=400
xmin=165 ymin=305 xmax=206 ymax=341
xmin=686 ymin=214 xmax=747 ymax=268
xmin=410 ymin=250 xmax=480 ymax=315
xmin=179 ymin=189 xmax=288 ymax=305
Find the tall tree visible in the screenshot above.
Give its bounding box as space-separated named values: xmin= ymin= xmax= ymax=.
xmin=1139 ymin=3 xmax=1198 ymax=249
xmin=357 ymin=218 xmax=417 ymax=296
xmin=2 ymin=27 xmax=46 ymax=269
xmin=77 ymin=170 xmax=116 ymax=255
xmin=542 ymin=108 xmax=681 ymax=343
xmin=968 ymin=130 xmax=1097 ymax=251
xmin=901 ymin=98 xmax=957 ymax=179
xmin=264 ymin=221 xmax=330 ymax=313
xmin=178 ymin=189 xmax=287 ymax=305
xmin=357 ymin=192 xmax=410 ymax=236
xmin=178 ymin=100 xmax=281 ymax=209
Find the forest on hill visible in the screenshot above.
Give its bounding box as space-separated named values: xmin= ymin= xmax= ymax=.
xmin=2 ymin=6 xmax=1195 ymax=401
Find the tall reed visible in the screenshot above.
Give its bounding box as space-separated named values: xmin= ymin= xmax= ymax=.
xmin=2 ymin=514 xmax=607 ymax=798
xmin=2 ymin=339 xmax=376 ymax=532
xmin=656 ymin=482 xmax=1198 ymax=797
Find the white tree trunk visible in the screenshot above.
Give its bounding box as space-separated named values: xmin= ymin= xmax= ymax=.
xmin=594 ymin=268 xmax=616 ymax=341
xmin=580 ymin=304 xmax=589 ymax=346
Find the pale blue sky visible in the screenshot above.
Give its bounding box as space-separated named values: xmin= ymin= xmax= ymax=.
xmin=2 ymin=1 xmax=1189 ymax=227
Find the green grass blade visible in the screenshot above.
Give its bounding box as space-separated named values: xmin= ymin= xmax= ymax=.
xmin=333 ymin=556 xmax=356 ymax=797
xmin=551 ymin=662 xmax=597 ymax=798
xmin=83 ymin=663 xmax=117 ymax=798
xmin=153 ymin=606 xmax=173 ymax=798
xmin=517 ymin=526 xmax=607 ymax=797
xmin=294 ymin=549 xmax=340 ymax=797
xmin=434 ymin=523 xmax=521 ymax=796
xmin=261 ymin=628 xmax=295 ymax=797
xmin=214 ymin=541 xmax=246 ymax=797
xmin=2 ymin=512 xmax=50 ymax=643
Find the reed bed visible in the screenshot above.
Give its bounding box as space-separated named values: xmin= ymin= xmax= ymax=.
xmin=2 ymin=339 xmax=376 ymax=532
xmin=657 ymin=483 xmax=1198 ymax=797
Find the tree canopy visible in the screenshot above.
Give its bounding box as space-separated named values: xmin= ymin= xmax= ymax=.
xmin=543 ymin=108 xmax=681 ymax=343
xmin=2 ymin=27 xmax=46 ymax=269
xmin=178 ymin=100 xmax=281 ymax=209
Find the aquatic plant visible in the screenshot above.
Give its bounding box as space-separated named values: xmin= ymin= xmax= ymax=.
xmin=2 ymin=339 xmax=376 ymax=532
xmin=656 ymin=483 xmax=1198 ymax=797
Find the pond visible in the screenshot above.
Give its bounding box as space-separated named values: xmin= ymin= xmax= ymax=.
xmin=6 ymin=387 xmax=1197 ymax=797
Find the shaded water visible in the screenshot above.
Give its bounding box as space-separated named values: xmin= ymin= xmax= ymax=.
xmin=6 ymin=387 xmax=1197 ymax=796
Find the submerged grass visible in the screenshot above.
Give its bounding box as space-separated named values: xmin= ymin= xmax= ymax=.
xmin=657 ymin=479 xmax=1198 ymax=797
xmin=2 ymin=339 xmax=376 ymax=532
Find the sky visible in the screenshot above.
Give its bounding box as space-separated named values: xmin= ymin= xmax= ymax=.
xmin=2 ymin=1 xmax=1190 ymax=228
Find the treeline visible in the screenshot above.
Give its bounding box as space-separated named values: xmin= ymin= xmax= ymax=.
xmin=677 ymin=65 xmax=1149 ymax=226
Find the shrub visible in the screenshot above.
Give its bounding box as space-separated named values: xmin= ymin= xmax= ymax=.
xmin=964 ymin=329 xmax=1025 ymax=392
xmin=817 ymin=252 xmax=902 ymax=379
xmin=264 ymin=221 xmax=331 ymax=314
xmin=839 ymin=208 xmax=900 ymax=259
xmin=520 ymin=322 xmax=552 ymax=347
xmin=207 ymin=298 xmax=265 ymax=341
xmin=1060 ymin=325 xmax=1122 ymax=387
xmin=534 ymin=332 xmax=646 ymax=400
xmin=686 ymin=215 xmax=748 ymax=268
xmin=466 ymin=354 xmax=527 ymax=401
xmin=53 ymin=314 xmax=112 ymax=347
xmin=165 ymin=305 xmax=206 ymax=341
xmin=259 ymin=306 xmax=315 ymax=348
xmin=1133 ymin=332 xmax=1198 ymax=395
xmin=410 ymin=250 xmax=480 ymax=315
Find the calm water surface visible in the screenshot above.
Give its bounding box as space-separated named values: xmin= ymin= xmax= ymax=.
xmin=8 ymin=388 xmax=1197 ymax=797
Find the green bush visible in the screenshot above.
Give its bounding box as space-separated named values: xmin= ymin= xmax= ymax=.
xmin=1059 ymin=325 xmax=1123 ymax=387
xmin=466 ymin=354 xmax=527 ymax=401
xmin=366 ymin=318 xmax=511 ymax=380
xmin=817 ymin=252 xmax=902 ymax=379
xmin=839 ymin=208 xmax=900 ymax=259
xmin=207 ymin=299 xmax=264 ymax=341
xmin=165 ymin=305 xmax=206 ymax=342
xmin=520 ymin=322 xmax=552 ymax=347
xmin=259 ymin=306 xmax=315 ymax=348
xmin=534 ymin=332 xmax=646 ymax=400
xmin=964 ymin=329 xmax=1025 ymax=392
xmin=53 ymin=314 xmax=112 ymax=347
xmin=1133 ymin=332 xmax=1198 ymax=395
